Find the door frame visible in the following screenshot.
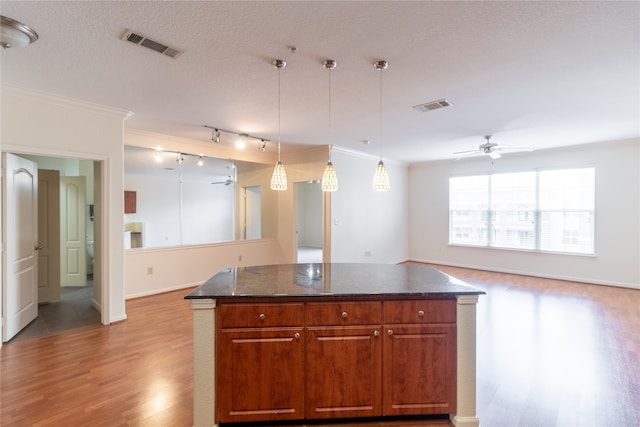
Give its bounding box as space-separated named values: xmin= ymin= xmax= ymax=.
xmin=1 ymin=145 xmax=110 ymax=329
xmin=294 ymin=181 xmax=331 ymax=263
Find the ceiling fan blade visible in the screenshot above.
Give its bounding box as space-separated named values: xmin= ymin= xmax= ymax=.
xmin=454 ymin=151 xmax=482 ymax=161
xmin=496 ymin=146 xmax=535 ymax=152
xmin=453 ymin=149 xmax=479 ymax=155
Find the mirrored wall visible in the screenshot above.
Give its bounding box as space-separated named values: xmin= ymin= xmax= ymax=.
xmin=124 ymin=145 xmax=277 ymax=249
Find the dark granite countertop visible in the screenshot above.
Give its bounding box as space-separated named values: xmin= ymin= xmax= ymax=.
xmin=185 ymin=263 xmax=484 ymax=300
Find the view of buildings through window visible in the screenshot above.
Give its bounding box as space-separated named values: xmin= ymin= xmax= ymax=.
xmin=449 ymin=168 xmax=595 ymax=254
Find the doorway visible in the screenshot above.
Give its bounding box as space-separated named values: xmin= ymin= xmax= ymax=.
xmin=2 ymin=153 xmax=102 ymax=342
xmin=295 ymin=181 xmax=323 ymax=263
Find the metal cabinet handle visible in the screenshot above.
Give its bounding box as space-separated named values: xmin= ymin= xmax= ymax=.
xmin=387 ymin=329 xmax=393 ymax=336
xmin=294 ymin=332 xmax=301 ymax=340
xmin=258 ymin=313 xmax=266 ymax=320
xmin=373 ymin=330 xmax=380 ymax=337
xmin=341 ymin=311 xmax=348 ymax=319
xmin=418 ymin=310 xmax=425 ymax=317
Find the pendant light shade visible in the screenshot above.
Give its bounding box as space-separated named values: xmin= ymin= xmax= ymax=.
xmin=372 ymin=160 xmax=390 ymax=191
xmin=270 ymin=159 xmax=288 ymax=190
xmin=270 ymin=59 xmax=288 ymax=191
xmin=321 ymin=161 xmax=338 ymax=191
xmin=372 ymin=60 xmax=390 ymax=191
xmin=321 ymin=60 xmax=338 ymax=192
xmin=321 ymin=143 xmax=338 ymax=192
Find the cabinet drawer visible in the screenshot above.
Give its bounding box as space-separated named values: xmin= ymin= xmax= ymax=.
xmin=219 ymin=302 xmax=304 ymax=328
xmin=306 ymin=301 xmax=381 ymax=326
xmin=383 ymin=299 xmax=456 ymax=324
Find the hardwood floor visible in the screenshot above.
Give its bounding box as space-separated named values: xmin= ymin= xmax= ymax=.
xmin=1 ymin=265 xmax=639 ymax=427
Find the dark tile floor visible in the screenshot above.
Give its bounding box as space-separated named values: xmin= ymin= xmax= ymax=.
xmin=8 ymin=279 xmax=101 ymax=343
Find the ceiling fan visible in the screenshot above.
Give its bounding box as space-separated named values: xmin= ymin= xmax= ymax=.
xmin=454 ymin=135 xmax=534 ymax=160
xmin=211 ymin=176 xmax=233 ymax=186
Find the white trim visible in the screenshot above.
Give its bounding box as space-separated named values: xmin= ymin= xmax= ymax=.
xmin=1 ymin=85 xmax=133 ymax=119
xmin=409 ymin=258 xmax=640 ymax=290
xmin=450 ymin=414 xmax=480 ymax=427
xmin=191 ymin=298 xmax=216 ymax=311
xmin=126 ymin=281 xmax=200 ymax=300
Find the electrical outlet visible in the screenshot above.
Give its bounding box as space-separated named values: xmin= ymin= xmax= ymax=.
xmin=147 ymin=267 xmax=153 ymax=275
xmin=238 ymin=255 xmax=242 ymax=261
xmin=364 ymin=251 xmax=371 ymax=257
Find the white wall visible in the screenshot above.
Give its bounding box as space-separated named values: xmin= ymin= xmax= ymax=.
xmin=330 ymin=149 xmax=409 ymax=264
xmin=1 ymin=86 xmax=131 ymax=323
xmin=409 ymin=139 xmax=640 ymax=288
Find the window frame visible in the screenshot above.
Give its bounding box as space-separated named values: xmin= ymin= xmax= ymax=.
xmin=449 ymin=167 xmax=595 ymax=256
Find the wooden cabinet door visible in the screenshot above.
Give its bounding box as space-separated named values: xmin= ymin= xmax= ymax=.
xmin=217 ymin=327 xmax=304 ymax=423
xmin=306 ymin=326 xmax=382 ymax=419
xmin=383 ymin=324 xmax=456 ymax=415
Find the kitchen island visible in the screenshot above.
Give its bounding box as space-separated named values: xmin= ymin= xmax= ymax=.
xmin=185 ymin=263 xmax=484 ymax=427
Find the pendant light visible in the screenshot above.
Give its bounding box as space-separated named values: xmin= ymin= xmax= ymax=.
xmin=270 ymin=59 xmax=288 ymax=191
xmin=321 ymin=59 xmax=338 ymax=192
xmin=372 ymin=60 xmax=390 ymax=191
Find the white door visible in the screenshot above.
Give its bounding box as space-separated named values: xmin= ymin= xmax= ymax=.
xmin=60 ymin=176 xmax=86 ymax=286
xmin=2 ymin=153 xmax=39 ymax=342
xmin=244 ymin=186 xmax=262 ymax=240
xmin=38 ymin=169 xmax=61 ymax=302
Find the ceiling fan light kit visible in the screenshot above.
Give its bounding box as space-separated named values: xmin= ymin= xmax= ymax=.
xmin=454 ymin=135 xmax=535 ymax=160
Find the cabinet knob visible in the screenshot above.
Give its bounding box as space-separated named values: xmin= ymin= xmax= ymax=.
xmin=341 ymin=311 xmax=348 ymax=319
xmin=418 ymin=310 xmax=425 ymax=317
xmin=387 ymin=329 xmax=393 ymax=336
xmin=258 ymin=313 xmax=266 ymax=321
xmin=294 ymin=332 xmax=301 ymax=340
xmin=373 ymin=330 xmax=380 ymax=337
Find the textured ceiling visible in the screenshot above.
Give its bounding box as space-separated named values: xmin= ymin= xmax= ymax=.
xmin=1 ymin=1 xmax=638 ymax=163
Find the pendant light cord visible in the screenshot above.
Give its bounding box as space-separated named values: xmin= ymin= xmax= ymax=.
xmin=278 ymin=65 xmax=282 ymax=161
xmin=329 ymin=64 xmax=333 ymax=161
xmin=379 ymin=67 xmax=383 ymax=161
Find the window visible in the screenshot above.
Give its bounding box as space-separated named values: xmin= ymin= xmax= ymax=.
xmin=449 ymin=168 xmax=594 ymax=255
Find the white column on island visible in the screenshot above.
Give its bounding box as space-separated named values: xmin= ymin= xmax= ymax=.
xmin=191 ymin=298 xmax=217 ymax=427
xmin=451 ymin=295 xmax=481 ymax=427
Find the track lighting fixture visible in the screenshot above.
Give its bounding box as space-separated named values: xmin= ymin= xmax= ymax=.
xmin=204 ymin=125 xmax=269 ymax=149
xmin=197 ymin=156 xmax=204 ymax=166
xmin=211 ymin=129 xmax=221 ymax=143
xmin=258 ymin=139 xmax=267 ymax=152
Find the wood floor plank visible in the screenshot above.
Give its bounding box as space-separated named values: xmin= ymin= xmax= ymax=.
xmin=2 ymin=266 xmax=639 ymax=426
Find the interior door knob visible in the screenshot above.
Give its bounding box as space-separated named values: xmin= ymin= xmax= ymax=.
xmin=35 ymin=245 xmax=44 ymax=250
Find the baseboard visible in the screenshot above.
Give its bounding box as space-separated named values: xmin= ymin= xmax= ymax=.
xmin=408 ymin=258 xmax=640 ymax=290
xmin=91 ymin=298 xmax=102 ymax=312
xmin=125 ymin=281 xmax=200 ymax=300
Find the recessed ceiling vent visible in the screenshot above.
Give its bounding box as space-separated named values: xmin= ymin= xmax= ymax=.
xmin=413 ymin=98 xmax=453 ymax=112
xmin=121 ymin=30 xmax=183 ymax=59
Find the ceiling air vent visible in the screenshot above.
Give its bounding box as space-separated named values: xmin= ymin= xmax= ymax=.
xmin=413 ymin=98 xmax=453 ymax=112
xmin=121 ymin=30 xmax=183 ymax=59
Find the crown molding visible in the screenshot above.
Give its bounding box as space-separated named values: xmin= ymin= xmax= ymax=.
xmin=1 ymin=84 xmax=133 ymax=120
